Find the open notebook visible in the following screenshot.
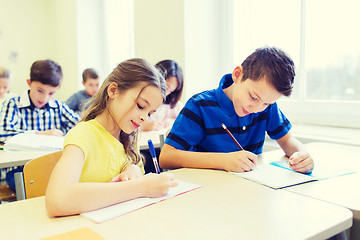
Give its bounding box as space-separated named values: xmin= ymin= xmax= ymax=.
xmin=4 ymin=133 xmax=64 ymax=152
xmin=231 ymin=160 xmax=355 ymax=189
xmin=81 ymin=180 xmax=201 ymax=223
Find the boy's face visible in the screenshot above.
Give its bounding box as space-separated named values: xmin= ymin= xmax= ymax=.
xmin=229 ymin=66 xmax=283 ymax=117
xmin=0 ymin=78 xmax=10 ymax=98
xmin=27 ymin=79 xmax=59 ymax=109
xmin=83 ymin=78 xmax=99 ymax=96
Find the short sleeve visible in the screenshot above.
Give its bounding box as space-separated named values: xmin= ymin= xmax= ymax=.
xmin=165 ymin=99 xmax=206 ymax=150
xmin=266 ymin=103 xmax=292 ymax=140
xmin=63 ymin=125 xmax=89 ymax=159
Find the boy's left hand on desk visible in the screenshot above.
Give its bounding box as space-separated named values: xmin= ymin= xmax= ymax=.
xmin=288 ymin=151 xmax=314 ymax=173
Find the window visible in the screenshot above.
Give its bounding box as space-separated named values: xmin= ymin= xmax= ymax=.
xmin=234 ymin=0 xmax=360 ymax=128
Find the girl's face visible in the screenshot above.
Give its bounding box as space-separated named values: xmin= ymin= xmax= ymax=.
xmin=165 ymin=76 xmax=178 ymax=96
xmin=108 ymin=83 xmax=163 ymax=135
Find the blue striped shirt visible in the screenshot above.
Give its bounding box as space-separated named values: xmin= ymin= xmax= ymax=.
xmin=0 ymin=91 xmax=80 ymax=142
xmin=165 ymin=74 xmax=291 ymax=154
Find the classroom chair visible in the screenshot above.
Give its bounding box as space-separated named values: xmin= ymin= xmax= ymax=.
xmin=23 ymin=151 xmax=62 ymax=199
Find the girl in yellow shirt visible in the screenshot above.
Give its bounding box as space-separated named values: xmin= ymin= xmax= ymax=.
xmin=45 ymin=58 xmax=178 ymax=217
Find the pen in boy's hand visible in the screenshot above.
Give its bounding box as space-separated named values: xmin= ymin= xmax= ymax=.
xmin=148 ymin=139 xmax=160 ymax=174
xmin=221 ymin=123 xmax=244 ymax=151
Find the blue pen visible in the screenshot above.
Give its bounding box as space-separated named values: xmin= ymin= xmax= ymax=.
xmin=148 ymin=139 xmax=160 ymax=174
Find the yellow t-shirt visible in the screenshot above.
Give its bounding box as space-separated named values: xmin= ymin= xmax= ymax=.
xmin=64 ymin=119 xmax=144 ymax=183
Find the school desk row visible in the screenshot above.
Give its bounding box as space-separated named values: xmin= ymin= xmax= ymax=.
xmin=0 ymin=142 xmax=359 ymax=239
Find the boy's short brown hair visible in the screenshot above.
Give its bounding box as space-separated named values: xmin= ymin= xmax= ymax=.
xmin=82 ymin=68 xmax=98 ymax=82
xmin=241 ymin=47 xmax=295 ymax=96
xmin=30 ymin=60 xmax=63 ymax=87
xmin=0 ymin=67 xmax=10 ymax=79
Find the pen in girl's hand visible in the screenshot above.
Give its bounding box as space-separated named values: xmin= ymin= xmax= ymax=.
xmin=148 ymin=139 xmax=160 ymax=174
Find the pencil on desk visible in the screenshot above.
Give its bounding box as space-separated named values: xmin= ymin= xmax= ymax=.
xmin=221 ymin=123 xmax=244 ymax=151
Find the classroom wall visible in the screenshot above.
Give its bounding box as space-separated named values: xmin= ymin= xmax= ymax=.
xmin=1 ymin=0 xmax=231 ymax=103
xmin=0 ymin=0 xmax=56 ymax=96
xmin=1 ymin=0 xmax=186 ymax=102
xmin=134 ymin=0 xmax=185 ymax=69
xmin=50 ymin=0 xmax=79 ymax=101
xmin=0 ymin=0 xmax=78 ymax=101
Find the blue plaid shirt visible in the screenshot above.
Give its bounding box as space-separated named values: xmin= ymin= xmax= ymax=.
xmin=0 ymin=91 xmax=80 ymax=143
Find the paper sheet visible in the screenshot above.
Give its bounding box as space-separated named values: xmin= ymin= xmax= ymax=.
xmin=4 ymin=133 xmax=64 ymax=151
xmin=81 ymin=180 xmax=201 ymax=223
xmin=231 ymin=164 xmax=317 ymax=189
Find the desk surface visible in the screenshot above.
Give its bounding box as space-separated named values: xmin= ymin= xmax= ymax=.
xmin=0 ymin=150 xmax=53 ymax=169
xmin=262 ymin=142 xmax=360 ymax=219
xmin=0 ymin=168 xmax=352 ymax=240
xmin=138 ymin=130 xmax=166 ymax=150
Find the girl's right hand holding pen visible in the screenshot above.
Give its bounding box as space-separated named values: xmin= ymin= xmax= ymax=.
xmin=139 ymin=173 xmax=178 ymax=198
xmin=224 ymin=151 xmax=257 ymax=172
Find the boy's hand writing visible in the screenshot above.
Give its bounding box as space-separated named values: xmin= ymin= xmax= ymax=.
xmin=224 ymin=151 xmax=257 ymax=172
xmin=109 ymin=164 xmax=143 ymax=182
xmin=288 ymin=151 xmax=314 ymax=173
xmin=139 ymin=173 xmax=178 ymax=198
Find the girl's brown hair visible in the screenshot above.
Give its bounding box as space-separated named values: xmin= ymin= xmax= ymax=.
xmin=82 ymin=58 xmax=166 ymax=164
xmin=155 ymin=60 xmax=183 ymax=108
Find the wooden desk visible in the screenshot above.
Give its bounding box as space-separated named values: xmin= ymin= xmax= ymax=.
xmin=138 ymin=130 xmax=166 ymax=150
xmin=262 ymin=142 xmax=360 ymax=239
xmin=0 ymin=168 xmax=352 ymax=240
xmin=0 ymin=150 xmax=52 ymax=169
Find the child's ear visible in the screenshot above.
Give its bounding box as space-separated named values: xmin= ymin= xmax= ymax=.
xmin=107 ymin=82 xmax=118 ymax=98
xmin=26 ymin=79 xmax=31 ymax=87
xmin=232 ymin=66 xmax=243 ymax=83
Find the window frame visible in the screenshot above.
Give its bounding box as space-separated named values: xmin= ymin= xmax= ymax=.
xmin=234 ymin=0 xmax=360 ymax=129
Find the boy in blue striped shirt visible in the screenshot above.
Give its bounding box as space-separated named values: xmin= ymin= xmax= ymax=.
xmin=160 ymin=47 xmax=314 ymax=174
xmin=0 ymin=59 xmax=80 ymax=190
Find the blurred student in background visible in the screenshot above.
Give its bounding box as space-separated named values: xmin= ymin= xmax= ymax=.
xmin=66 ymin=68 xmax=99 ymax=116
xmin=0 ymin=59 xmax=80 ymax=190
xmin=0 ymin=67 xmax=17 ymax=107
xmin=140 ymin=60 xmax=184 ymax=132
xmin=140 ymin=60 xmax=184 ymax=173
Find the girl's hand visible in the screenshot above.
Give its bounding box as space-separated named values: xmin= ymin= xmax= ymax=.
xmin=109 ymin=164 xmax=143 ymax=182
xmin=223 ymin=151 xmax=257 ymax=172
xmin=288 ymin=151 xmax=314 ymax=173
xmin=139 ymin=173 xmax=178 ymax=198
